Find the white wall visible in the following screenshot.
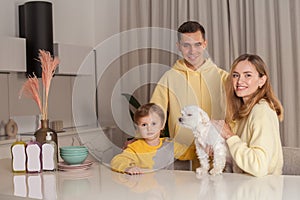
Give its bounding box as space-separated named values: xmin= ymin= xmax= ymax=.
xmin=0 ymin=0 xmax=120 ymax=46
xmin=94 ymin=0 xmax=120 ymax=45
xmin=52 ymin=0 xmax=95 ymax=46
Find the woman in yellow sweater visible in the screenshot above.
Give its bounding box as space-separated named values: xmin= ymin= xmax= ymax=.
xmin=111 ymin=103 xmax=186 ymax=175
xmin=220 ymin=54 xmax=284 ymax=177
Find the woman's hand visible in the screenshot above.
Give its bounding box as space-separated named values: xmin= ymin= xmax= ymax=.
xmin=212 ymin=120 xmax=234 ymax=140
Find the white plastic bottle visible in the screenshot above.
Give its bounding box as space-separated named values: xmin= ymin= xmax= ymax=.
xmin=42 ymin=132 xmax=57 ymax=171
xmin=26 ymin=136 xmax=41 ymax=173
xmin=11 ymin=135 xmax=26 ymax=173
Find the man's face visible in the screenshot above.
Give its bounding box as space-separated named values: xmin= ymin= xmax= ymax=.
xmin=177 ymin=31 xmax=207 ymax=70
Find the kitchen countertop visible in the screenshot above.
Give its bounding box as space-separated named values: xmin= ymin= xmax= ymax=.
xmin=0 ymin=125 xmax=115 ymax=145
xmin=0 ymin=125 xmax=118 ymax=164
xmin=1 ymin=158 xmax=300 ymax=200
xmin=0 ymin=127 xmax=77 ymax=145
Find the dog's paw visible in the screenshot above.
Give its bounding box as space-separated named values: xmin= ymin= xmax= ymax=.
xmin=209 ymin=167 xmax=223 ymax=176
xmin=196 ymin=167 xmax=209 ymax=175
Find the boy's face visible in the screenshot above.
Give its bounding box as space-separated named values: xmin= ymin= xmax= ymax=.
xmin=136 ymin=112 xmax=164 ymax=141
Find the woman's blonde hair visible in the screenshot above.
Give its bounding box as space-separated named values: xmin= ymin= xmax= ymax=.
xmin=225 ymin=54 xmax=284 ymax=123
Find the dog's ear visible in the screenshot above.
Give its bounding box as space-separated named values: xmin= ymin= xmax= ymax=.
xmin=199 ymin=108 xmax=210 ymax=123
xmin=196 ymin=107 xmax=201 ymax=113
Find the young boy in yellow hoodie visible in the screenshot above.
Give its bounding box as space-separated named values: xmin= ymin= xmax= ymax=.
xmin=110 ymin=103 xmax=187 ymax=175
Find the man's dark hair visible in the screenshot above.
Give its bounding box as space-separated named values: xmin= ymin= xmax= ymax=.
xmin=177 ymin=21 xmax=206 ymax=41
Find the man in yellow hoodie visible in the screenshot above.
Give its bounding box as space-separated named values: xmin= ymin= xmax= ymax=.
xmin=150 ymin=21 xmax=228 ymax=168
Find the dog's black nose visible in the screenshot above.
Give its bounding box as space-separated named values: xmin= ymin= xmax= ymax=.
xmin=179 ymin=118 xmax=182 ymax=122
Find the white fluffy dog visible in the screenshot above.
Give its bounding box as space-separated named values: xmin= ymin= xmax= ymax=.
xmin=178 ymin=105 xmax=230 ymax=175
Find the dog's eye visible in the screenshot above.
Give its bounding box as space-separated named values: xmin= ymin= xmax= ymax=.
xmin=187 ymin=114 xmax=192 ymax=116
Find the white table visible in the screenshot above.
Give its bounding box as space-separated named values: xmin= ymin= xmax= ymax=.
xmin=0 ymin=158 xmax=300 ymax=200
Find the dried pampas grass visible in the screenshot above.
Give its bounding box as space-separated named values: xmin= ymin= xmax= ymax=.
xmin=19 ymin=49 xmax=59 ymax=120
xmin=19 ymin=74 xmax=42 ymax=113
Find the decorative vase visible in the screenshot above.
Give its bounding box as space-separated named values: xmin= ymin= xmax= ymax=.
xmin=34 ymin=119 xmax=58 ymax=161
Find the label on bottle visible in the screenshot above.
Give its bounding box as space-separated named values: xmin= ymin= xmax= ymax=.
xmin=42 ymin=143 xmax=55 ymax=170
xmin=12 ymin=145 xmax=26 ymax=171
xmin=26 ymin=144 xmax=41 ymax=172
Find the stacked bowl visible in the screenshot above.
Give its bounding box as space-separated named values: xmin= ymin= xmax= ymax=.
xmin=60 ymin=146 xmax=89 ymax=165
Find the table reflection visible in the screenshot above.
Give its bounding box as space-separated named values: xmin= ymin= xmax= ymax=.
xmin=111 ymin=169 xmax=285 ymax=200
xmin=195 ymin=173 xmax=283 ymax=200
xmin=12 ymin=170 xmax=97 ymax=200
xmin=13 ymin=175 xmax=26 ymax=197
xmin=7 ymin=160 xmax=300 ymax=200
xmin=13 ymin=173 xmax=56 ymax=200
xmin=111 ymin=170 xmax=170 ymax=200
xmin=61 ymin=178 xmax=91 ymax=199
xmin=27 ymin=175 xmax=42 ymax=199
xmin=43 ymin=174 xmax=57 ymax=200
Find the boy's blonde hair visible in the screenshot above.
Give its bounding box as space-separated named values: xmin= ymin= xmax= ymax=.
xmin=134 ymin=103 xmax=165 ymax=125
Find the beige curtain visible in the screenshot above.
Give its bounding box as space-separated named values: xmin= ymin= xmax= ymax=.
xmin=227 ymin=0 xmax=300 ymax=147
xmin=119 ymin=0 xmax=300 ymax=147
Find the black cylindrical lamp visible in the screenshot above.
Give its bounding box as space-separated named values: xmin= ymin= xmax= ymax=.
xmin=19 ymin=1 xmax=53 ymax=78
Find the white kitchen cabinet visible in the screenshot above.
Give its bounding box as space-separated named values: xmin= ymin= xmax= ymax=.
xmin=53 ymin=43 xmax=94 ymax=75
xmin=0 ymin=37 xmax=26 ymax=72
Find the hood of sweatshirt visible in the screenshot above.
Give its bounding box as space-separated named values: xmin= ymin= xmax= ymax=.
xmin=173 ymin=58 xmax=216 ymax=73
xmin=172 ymin=58 xmax=227 ymax=120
